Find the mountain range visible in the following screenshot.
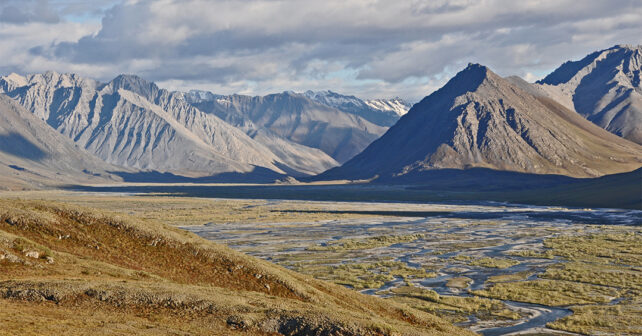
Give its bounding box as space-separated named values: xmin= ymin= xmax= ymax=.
xmin=0 ymin=44 xmax=640 ymax=187
xmin=320 ymin=62 xmax=642 ymax=181
xmin=185 ymin=91 xmax=395 ymax=163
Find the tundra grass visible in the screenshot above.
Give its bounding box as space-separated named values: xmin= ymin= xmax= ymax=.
xmin=546 ymin=298 xmax=642 ymax=335
xmin=469 ymin=227 xmax=642 ymax=335
xmin=472 ymin=279 xmax=621 ymax=306
xmin=307 ymin=234 xmax=425 ymax=251
xmin=388 ymin=285 xmax=521 ymax=324
xmin=0 ymin=199 xmax=472 ymax=336
xmin=486 ymin=271 xmax=532 ymax=283
xmin=468 ymin=257 xmax=520 ymax=269
xmin=445 ymin=277 xmax=472 ymax=289
xmin=505 ymin=249 xmax=555 ymax=259
xmin=290 ymin=260 xmax=436 ymax=289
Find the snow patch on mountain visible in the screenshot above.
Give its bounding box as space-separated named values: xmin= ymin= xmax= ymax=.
xmin=365 ymin=98 xmax=411 ymax=116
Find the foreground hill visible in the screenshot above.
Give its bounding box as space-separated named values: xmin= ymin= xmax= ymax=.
xmin=0 ymin=94 xmax=121 ymax=189
xmin=0 ymin=199 xmax=470 ymax=335
xmin=536 ymin=44 xmax=642 ymax=144
xmin=319 ymin=64 xmax=642 ymax=181
xmin=187 ymin=91 xmax=388 ymax=163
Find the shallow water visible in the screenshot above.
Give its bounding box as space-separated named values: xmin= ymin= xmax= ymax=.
xmin=185 ymin=201 xmax=640 ymax=334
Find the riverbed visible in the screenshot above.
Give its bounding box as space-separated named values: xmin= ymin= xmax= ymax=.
xmin=185 ymin=201 xmax=640 ymax=335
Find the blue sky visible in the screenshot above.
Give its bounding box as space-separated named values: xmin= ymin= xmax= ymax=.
xmin=0 ymin=0 xmax=640 ymax=101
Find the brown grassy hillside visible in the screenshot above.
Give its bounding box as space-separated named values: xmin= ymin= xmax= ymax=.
xmin=0 ymin=199 xmax=472 ymax=336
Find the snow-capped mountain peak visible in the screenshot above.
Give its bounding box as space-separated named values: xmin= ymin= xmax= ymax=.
xmin=364 ymin=98 xmax=411 ymax=116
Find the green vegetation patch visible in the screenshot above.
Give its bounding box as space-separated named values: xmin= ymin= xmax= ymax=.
xmin=291 ymin=260 xmax=435 ymax=289
xmin=446 ymin=277 xmax=472 ymax=289
xmin=542 ymin=262 xmax=642 ymax=290
xmin=472 ymin=279 xmax=621 ymax=306
xmin=547 ymin=300 xmax=642 ymax=335
xmin=388 ymin=285 xmax=521 ymax=324
xmin=544 ymin=231 xmax=642 ymax=266
xmin=505 ymin=249 xmax=555 ymax=259
xmin=307 ymin=234 xmax=425 ymax=251
xmin=487 ymin=271 xmax=532 ymax=283
xmin=469 ymin=257 xmax=520 ymax=269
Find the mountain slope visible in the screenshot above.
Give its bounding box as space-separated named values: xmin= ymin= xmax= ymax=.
xmin=303 ymin=90 xmax=406 ymax=126
xmin=536 ymin=44 xmax=642 ymax=144
xmin=0 ymin=199 xmax=471 ymax=335
xmin=320 ymin=64 xmax=642 ymax=181
xmin=0 ymin=73 xmax=293 ymax=179
xmin=188 ymin=91 xmax=388 ymax=163
xmin=0 ymin=94 xmax=120 ymax=189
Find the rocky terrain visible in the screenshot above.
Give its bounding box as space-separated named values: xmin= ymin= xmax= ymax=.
xmin=320 ymin=63 xmax=642 ymax=181
xmin=536 ymin=44 xmax=642 ymax=144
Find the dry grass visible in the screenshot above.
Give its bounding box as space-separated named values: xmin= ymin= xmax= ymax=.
xmin=0 ymin=199 xmax=472 ymax=336
xmin=388 ymin=285 xmax=521 ymax=323
xmin=290 ymin=260 xmax=436 ymax=289
xmin=0 ymin=192 xmax=389 ymax=227
xmin=547 ymin=298 xmax=642 ymax=335
xmin=468 ymin=257 xmax=520 ymax=269
xmin=472 ymin=279 xmax=621 ymax=306
xmin=307 ymin=234 xmax=425 ymax=251
xmin=445 ymin=277 xmax=472 ymax=289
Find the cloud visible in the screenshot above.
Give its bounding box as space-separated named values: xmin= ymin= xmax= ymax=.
xmin=2 ymin=0 xmax=642 ymax=100
xmin=0 ymin=0 xmax=59 ymax=24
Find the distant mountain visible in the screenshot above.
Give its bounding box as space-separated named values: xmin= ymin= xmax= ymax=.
xmin=187 ymin=91 xmax=388 ymax=163
xmin=303 ymin=90 xmax=408 ymax=126
xmin=536 ymin=44 xmax=642 ymax=144
xmin=364 ymin=98 xmax=411 ymax=116
xmin=0 ymin=94 xmax=120 ymax=189
xmin=0 ymin=72 xmax=306 ymax=179
xmin=319 ymin=64 xmax=642 ymax=181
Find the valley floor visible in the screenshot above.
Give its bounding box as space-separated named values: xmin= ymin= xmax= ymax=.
xmin=1 ymin=191 xmax=640 ymax=335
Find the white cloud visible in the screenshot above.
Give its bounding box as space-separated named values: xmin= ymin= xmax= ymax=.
xmin=1 ymin=0 xmax=641 ymax=100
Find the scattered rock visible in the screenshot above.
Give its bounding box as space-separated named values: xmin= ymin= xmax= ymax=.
xmin=25 ymin=251 xmax=40 ymax=259
xmin=5 ymin=253 xmax=22 ymax=263
xmin=227 ymin=315 xmax=253 ymax=330
xmin=45 ymin=256 xmax=55 ymax=264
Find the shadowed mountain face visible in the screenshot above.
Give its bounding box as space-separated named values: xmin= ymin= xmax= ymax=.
xmin=0 ymin=132 xmax=47 ymax=161
xmin=187 ymin=91 xmax=388 ymax=163
xmin=319 ymin=64 xmax=642 ymax=182
xmin=537 ymin=45 xmax=642 ymax=144
xmin=0 ymin=94 xmax=120 ymax=188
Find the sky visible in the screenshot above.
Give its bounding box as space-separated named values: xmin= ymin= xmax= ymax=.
xmin=0 ymin=0 xmax=640 ymax=101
